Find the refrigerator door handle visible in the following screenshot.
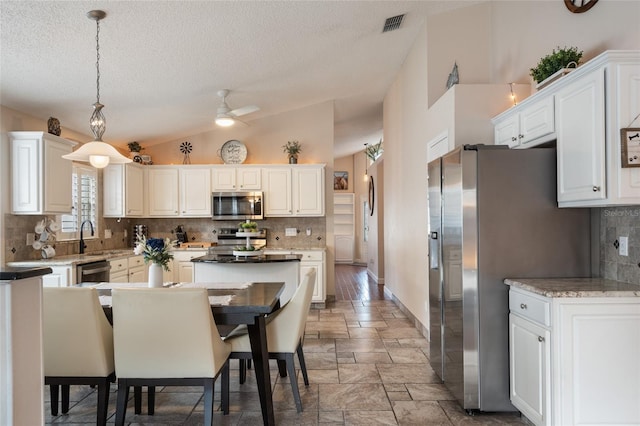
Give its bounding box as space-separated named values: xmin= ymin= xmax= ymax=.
xmin=429 ymin=232 xmax=440 ymax=269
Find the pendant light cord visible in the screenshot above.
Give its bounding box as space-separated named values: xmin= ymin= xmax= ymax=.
xmin=95 ymin=17 xmax=101 ymax=104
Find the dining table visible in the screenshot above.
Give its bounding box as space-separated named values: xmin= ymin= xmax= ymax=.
xmin=91 ymin=281 xmax=285 ymax=426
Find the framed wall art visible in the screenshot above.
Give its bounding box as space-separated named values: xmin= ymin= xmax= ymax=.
xmin=334 ymin=171 xmax=349 ymax=190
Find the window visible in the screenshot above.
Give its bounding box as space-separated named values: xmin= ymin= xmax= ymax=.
xmin=57 ymin=164 xmax=98 ymax=241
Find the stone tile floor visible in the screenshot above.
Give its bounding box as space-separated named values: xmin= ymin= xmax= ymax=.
xmin=44 ymin=299 xmax=526 ymax=425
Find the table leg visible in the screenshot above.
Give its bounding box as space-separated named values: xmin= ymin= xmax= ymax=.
xmin=247 ymin=315 xmax=275 ymax=426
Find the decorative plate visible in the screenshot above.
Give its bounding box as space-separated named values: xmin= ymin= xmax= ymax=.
xmin=220 ymin=140 xmax=247 ymax=164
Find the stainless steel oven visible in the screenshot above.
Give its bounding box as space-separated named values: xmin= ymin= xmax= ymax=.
xmin=76 ymin=260 xmax=110 ymax=284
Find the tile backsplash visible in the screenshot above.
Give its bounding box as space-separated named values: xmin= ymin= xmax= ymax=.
xmin=599 ymin=206 xmax=640 ymax=285
xmin=4 ymin=215 xmax=326 ymax=262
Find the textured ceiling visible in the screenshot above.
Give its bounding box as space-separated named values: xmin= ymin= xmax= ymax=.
xmin=0 ymin=1 xmax=471 ymax=158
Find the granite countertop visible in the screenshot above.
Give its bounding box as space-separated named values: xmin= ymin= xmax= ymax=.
xmin=192 ymin=253 xmax=302 ymax=264
xmin=505 ymin=277 xmax=640 ymax=298
xmin=7 ymin=249 xmax=133 ymax=267
xmin=0 ymin=266 xmax=53 ymax=281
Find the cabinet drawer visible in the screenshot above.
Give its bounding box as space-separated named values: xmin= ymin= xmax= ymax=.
xmin=293 ymin=250 xmax=324 ymax=261
xmin=109 ymin=258 xmax=128 ymax=274
xmin=509 ymin=290 xmax=550 ymax=326
xmin=128 ymin=256 xmax=145 ymax=268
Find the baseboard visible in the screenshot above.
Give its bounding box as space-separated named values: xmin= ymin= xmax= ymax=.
xmin=386 ymin=289 xmax=429 ymax=341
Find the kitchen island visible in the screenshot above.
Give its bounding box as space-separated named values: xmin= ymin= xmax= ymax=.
xmin=1 ymin=266 xmax=52 ymax=426
xmin=192 ymin=253 xmax=302 ymax=304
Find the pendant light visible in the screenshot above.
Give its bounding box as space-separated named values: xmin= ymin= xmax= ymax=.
xmin=63 ymin=10 xmax=131 ymax=169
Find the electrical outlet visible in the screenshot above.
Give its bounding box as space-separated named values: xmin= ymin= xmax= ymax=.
xmin=26 ymin=233 xmax=35 ymax=246
xmin=104 ymin=229 xmax=112 ymax=239
xmin=619 ymin=236 xmax=629 ymax=256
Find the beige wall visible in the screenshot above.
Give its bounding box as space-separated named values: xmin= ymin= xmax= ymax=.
xmin=366 ymin=158 xmax=384 ymax=282
xmin=383 ymin=0 xmax=640 ymax=336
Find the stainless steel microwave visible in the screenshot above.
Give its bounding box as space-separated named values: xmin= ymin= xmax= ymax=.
xmin=211 ymin=191 xmax=263 ymax=220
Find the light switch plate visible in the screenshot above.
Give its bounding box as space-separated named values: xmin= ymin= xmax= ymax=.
xmin=26 ymin=233 xmax=35 ymax=246
xmin=104 ymin=229 xmax=112 ymax=239
xmin=285 ymin=228 xmax=297 ymax=237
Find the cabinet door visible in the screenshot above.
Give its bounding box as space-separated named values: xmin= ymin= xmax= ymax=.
xmin=125 ymin=165 xmax=144 ymax=216
xmin=11 ymin=137 xmax=40 ymax=213
xmin=494 ymin=114 xmax=520 ymax=148
xmin=180 ymin=168 xmax=211 ymax=216
xmin=103 ymin=164 xmax=124 ymax=217
xmin=212 ymin=167 xmax=236 ymax=191
xmin=177 ymin=262 xmax=193 ymax=283
xmin=300 ymin=261 xmax=324 ymax=302
xmin=43 ymin=137 xmax=74 ymax=213
xmin=237 ymin=168 xmax=261 ymax=190
xmin=42 ymin=266 xmax=73 ymax=287
xmin=293 ymin=167 xmax=324 ymax=216
xmin=110 ymin=272 xmax=128 ymax=283
xmin=556 ymin=68 xmax=606 ymax=203
xmin=147 ymin=168 xmax=179 ymax=216
xmin=263 ymin=168 xmax=293 ymax=216
xmin=509 ymin=313 xmax=550 ymax=426
xmin=128 ymin=267 xmax=146 ymax=282
xmin=519 ymin=96 xmax=555 ymax=147
xmin=335 ymin=235 xmax=354 ymax=263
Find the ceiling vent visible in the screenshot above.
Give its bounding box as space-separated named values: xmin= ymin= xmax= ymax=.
xmin=382 ymin=14 xmax=405 ymax=33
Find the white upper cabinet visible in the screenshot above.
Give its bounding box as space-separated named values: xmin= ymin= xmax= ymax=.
xmin=262 ymin=165 xmax=325 ymax=217
xmin=212 ymin=166 xmax=261 ymax=191
xmin=492 ymin=50 xmax=640 ymax=207
xmin=9 ymin=131 xmax=77 ymax=214
xmin=103 ymin=163 xmax=144 ymax=217
xmin=179 ymin=167 xmax=211 ymax=216
xmin=494 ymin=96 xmax=555 ymax=148
xmin=147 ymin=167 xmax=180 ymax=216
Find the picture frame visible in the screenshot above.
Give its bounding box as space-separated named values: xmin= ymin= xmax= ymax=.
xmin=621 ymin=128 xmax=640 ymax=167
xmin=334 ymin=171 xmax=349 ymax=190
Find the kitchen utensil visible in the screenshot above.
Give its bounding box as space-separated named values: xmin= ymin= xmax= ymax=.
xmin=41 ymin=245 xmax=56 ymax=259
xmin=32 ymin=240 xmax=43 ymax=250
xmin=39 ymin=231 xmax=49 ymax=242
xmin=35 ymin=220 xmax=45 ymax=234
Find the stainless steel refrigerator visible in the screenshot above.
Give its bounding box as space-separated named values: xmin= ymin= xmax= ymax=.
xmin=428 ymin=145 xmax=591 ymax=412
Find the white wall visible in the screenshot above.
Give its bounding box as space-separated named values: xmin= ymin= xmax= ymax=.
xmin=383 ymin=0 xmax=640 ymax=335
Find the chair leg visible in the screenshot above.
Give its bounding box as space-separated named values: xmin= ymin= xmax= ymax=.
xmin=286 ymin=353 xmax=303 ymax=413
xmin=296 ymin=341 xmax=310 ymax=386
xmin=96 ymin=379 xmax=110 ymax=426
xmin=221 ymin=362 xmax=230 ymax=415
xmin=277 ymin=359 xmax=288 ymax=377
xmin=61 ymin=384 xmax=70 ymax=413
xmin=134 ymin=386 xmax=142 ymax=414
xmin=115 ymin=380 xmax=129 ymax=426
xmin=247 ymin=358 xmax=252 ymax=369
xmin=148 ymin=386 xmax=156 ymax=415
xmin=50 ymin=384 xmax=59 ymax=416
xmin=204 ymin=379 xmax=214 ymax=426
xmin=239 ymin=359 xmax=247 ymax=384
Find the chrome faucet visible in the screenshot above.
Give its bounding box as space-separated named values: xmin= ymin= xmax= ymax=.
xmin=79 ymin=220 xmax=94 ymax=254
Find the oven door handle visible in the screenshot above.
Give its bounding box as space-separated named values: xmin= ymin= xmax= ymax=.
xmin=81 ymin=265 xmax=111 ymax=275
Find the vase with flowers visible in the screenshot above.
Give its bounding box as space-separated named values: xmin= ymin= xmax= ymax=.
xmin=133 ymin=234 xmax=174 ymax=288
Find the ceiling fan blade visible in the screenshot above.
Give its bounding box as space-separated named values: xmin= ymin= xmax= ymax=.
xmin=230 ymin=105 xmax=260 ymax=117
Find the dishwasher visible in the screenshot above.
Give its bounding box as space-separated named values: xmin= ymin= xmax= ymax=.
xmin=76 ymin=260 xmax=110 ymax=284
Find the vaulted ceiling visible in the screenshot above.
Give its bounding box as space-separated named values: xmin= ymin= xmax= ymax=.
xmin=0 ymin=1 xmax=472 ymax=158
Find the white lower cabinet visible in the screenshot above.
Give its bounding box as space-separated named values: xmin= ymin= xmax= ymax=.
xmin=265 ymin=249 xmax=325 ymax=303
xmin=172 ymin=251 xmax=207 ymax=283
xmin=42 ymin=266 xmax=74 ymax=287
xmin=509 ymin=287 xmax=640 ymax=425
xmin=109 ymin=258 xmax=129 ymax=283
xmin=128 ymin=255 xmax=147 ymax=282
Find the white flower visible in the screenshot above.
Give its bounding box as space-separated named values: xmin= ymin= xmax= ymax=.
xmin=133 ymin=243 xmax=144 ymax=256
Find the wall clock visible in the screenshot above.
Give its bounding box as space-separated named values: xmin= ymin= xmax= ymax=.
xmin=564 ymin=0 xmax=598 ymax=13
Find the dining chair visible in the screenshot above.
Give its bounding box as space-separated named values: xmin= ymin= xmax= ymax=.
xmin=224 ymin=268 xmax=316 ymax=413
xmin=43 ymin=287 xmax=115 ymax=426
xmin=111 ymin=288 xmax=231 ymax=426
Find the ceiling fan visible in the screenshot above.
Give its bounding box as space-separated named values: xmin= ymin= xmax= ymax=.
xmin=215 ymin=89 xmax=260 ymax=127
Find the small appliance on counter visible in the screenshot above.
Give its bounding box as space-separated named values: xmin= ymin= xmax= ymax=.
xmin=175 ymin=225 xmax=188 ymax=244
xmin=208 ymin=227 xmax=267 ymax=254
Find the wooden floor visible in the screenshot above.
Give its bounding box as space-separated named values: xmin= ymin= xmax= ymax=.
xmin=334 ymin=263 xmax=389 ymax=301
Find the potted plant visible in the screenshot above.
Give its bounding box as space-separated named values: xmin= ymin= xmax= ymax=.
xmin=282 ymin=140 xmax=302 ymax=164
xmin=365 ymin=139 xmax=383 ymax=161
xmin=127 ymin=141 xmax=143 ymax=159
xmin=530 ymin=46 xmax=583 ymax=89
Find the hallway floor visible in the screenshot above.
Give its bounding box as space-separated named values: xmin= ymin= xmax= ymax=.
xmin=44 ymin=265 xmax=526 ymax=425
